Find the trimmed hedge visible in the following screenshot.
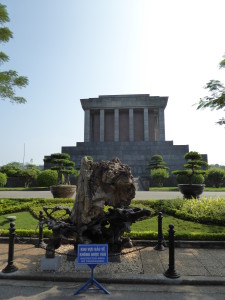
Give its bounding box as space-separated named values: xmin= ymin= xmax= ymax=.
xmin=124 ymin=231 xmax=225 ymax=241
xmin=0 ymin=228 xmax=52 ymax=238
xmin=1 ymin=198 xmax=225 ymax=239
xmin=132 ymin=198 xmax=225 ymax=226
xmin=0 ymin=198 xmax=74 ymax=219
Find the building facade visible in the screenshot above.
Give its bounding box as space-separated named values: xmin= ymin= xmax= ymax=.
xmin=60 ymin=94 xmax=193 ymax=180
xmin=82 ymin=94 xmax=167 ymax=143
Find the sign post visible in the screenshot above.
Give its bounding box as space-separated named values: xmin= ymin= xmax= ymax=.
xmin=74 ymin=244 xmax=110 ymax=295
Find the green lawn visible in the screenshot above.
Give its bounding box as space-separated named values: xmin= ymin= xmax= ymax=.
xmin=131 ymin=214 xmax=225 ymax=234
xmin=1 ymin=197 xmax=225 ymax=240
xmin=0 ymin=211 xmax=38 ymax=230
xmin=1 ymin=211 xmax=224 ymax=234
xmin=149 ymin=187 xmax=225 ymax=191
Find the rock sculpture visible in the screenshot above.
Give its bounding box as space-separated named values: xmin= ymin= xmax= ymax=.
xmin=45 ymin=156 xmax=151 ymax=257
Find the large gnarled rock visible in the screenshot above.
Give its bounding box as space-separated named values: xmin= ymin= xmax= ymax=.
xmin=70 ymin=157 xmax=136 ymax=226
xmin=45 ymin=157 xmax=150 ymax=256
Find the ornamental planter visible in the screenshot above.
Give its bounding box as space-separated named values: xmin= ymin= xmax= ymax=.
xmin=50 ymin=185 xmax=76 ymax=198
xmin=178 ymin=184 xmax=205 ymax=199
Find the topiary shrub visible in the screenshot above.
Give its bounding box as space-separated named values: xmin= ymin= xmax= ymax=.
xmin=0 ymin=172 xmax=7 ymax=187
xmin=175 ymin=174 xmax=205 ymax=184
xmin=172 ymin=151 xmax=208 ymax=185
xmin=150 ymin=168 xmax=169 ymax=187
xmin=146 ymin=154 xmax=169 ymax=171
xmin=44 ymin=153 xmax=75 ymax=185
xmin=207 ymin=167 xmax=225 ymax=188
xmin=37 ymin=170 xmax=57 ymax=187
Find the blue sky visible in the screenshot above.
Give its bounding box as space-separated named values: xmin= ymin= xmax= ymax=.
xmin=1 ymin=0 xmax=225 ymax=166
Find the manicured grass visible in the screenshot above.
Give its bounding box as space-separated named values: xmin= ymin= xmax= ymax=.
xmin=1 ymin=211 xmax=224 ymax=237
xmin=1 ymin=197 xmax=225 ymax=240
xmin=0 ymin=187 xmax=49 ymax=191
xmin=149 ymin=187 xmax=225 ymax=191
xmin=131 ymin=214 xmax=225 ymax=234
xmin=0 ymin=211 xmax=38 ymax=230
xmin=149 ymin=187 xmax=179 ymax=191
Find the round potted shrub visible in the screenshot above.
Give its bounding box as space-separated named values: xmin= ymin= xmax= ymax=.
xmin=44 ymin=153 xmax=77 ymax=198
xmin=37 ymin=169 xmax=58 ymax=187
xmin=172 ymin=151 xmax=208 ymax=199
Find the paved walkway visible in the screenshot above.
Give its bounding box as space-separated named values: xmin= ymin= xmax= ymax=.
xmin=0 ymin=190 xmax=225 ymax=199
xmin=0 ymin=243 xmax=225 ymax=285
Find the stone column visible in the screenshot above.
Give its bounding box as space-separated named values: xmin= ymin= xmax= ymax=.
xmin=114 ymin=109 xmax=119 ymax=142
xmin=158 ymin=108 xmax=165 ymax=141
xmin=100 ymin=109 xmax=104 ymax=142
xmin=129 ymin=108 xmax=134 ymax=142
xmin=84 ymin=110 xmax=90 ymax=142
xmin=144 ymin=108 xmax=149 ymax=142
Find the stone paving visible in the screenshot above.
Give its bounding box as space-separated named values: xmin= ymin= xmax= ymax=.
xmin=1 ymin=243 xmax=225 ymax=281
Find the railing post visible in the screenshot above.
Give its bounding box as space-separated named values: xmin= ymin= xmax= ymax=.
xmin=36 ymin=211 xmax=46 ymax=248
xmin=154 ymin=212 xmax=165 ymax=251
xmin=2 ymin=222 xmax=18 ymax=273
xmin=164 ymin=224 xmax=180 ymax=278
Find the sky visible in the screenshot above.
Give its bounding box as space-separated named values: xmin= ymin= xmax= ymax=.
xmin=0 ymin=0 xmax=225 ymax=167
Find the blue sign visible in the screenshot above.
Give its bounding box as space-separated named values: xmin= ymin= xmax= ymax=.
xmin=77 ymin=244 xmax=108 ymax=265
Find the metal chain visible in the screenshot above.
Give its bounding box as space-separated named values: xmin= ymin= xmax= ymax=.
xmin=37 ymin=243 xmax=151 ymax=258
xmin=13 ymin=219 xmax=154 ymax=258
xmin=15 ymin=223 xmax=39 ymax=244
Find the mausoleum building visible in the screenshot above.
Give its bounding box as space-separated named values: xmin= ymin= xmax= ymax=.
xmin=59 ymin=94 xmax=192 ymax=181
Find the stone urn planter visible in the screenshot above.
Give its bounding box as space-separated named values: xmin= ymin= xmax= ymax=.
xmin=50 ymin=185 xmax=76 ymax=198
xmin=178 ymin=184 xmax=205 ymax=199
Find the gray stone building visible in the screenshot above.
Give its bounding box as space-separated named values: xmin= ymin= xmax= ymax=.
xmin=59 ymin=94 xmax=195 ymax=185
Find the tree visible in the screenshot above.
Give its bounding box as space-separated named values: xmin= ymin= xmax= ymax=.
xmin=44 ymin=153 xmax=76 ymax=185
xmin=0 ymin=4 xmax=28 ymax=104
xmin=0 ymin=162 xmax=40 ymax=187
xmin=197 ymin=53 xmax=225 ymax=125
xmin=172 ymin=151 xmax=208 ymax=185
xmin=146 ymin=154 xmax=169 ymax=171
xmin=150 ymin=168 xmax=169 ymax=187
xmin=0 ymin=162 xmax=22 ymax=177
xmin=207 ymin=167 xmax=225 ymax=188
xmin=21 ymin=168 xmax=38 ymax=187
xmin=147 ymin=155 xmax=169 ymax=187
xmin=20 ymin=164 xmax=41 ymax=187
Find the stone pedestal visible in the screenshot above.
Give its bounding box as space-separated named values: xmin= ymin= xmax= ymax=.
xmin=40 ymin=256 xmax=61 ymax=271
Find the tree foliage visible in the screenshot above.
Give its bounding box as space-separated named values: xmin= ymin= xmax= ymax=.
xmin=146 ymin=154 xmax=169 ymax=171
xmin=0 ymin=171 xmax=7 ymax=187
xmin=0 ymin=162 xmax=41 ymax=187
xmin=172 ymin=151 xmax=208 ymax=185
xmin=150 ymin=168 xmax=169 ymax=187
xmin=210 ymin=164 xmax=225 ymax=170
xmin=37 ymin=170 xmax=57 ymax=187
xmin=207 ymin=167 xmax=225 ymax=188
xmin=197 ymin=53 xmax=225 ymax=125
xmin=0 ymin=162 xmax=22 ymax=177
xmin=20 ymin=164 xmax=41 ymax=187
xmin=0 ymin=4 xmax=28 ymax=103
xmin=44 ymin=153 xmax=76 ymax=185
